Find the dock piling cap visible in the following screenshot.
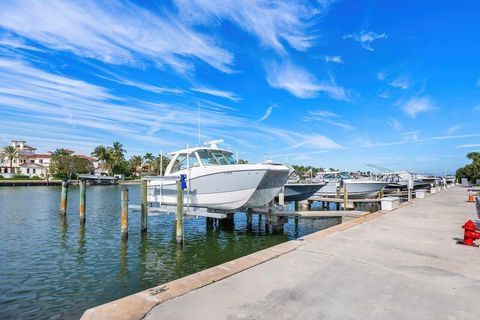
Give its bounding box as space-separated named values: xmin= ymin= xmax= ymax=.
xmin=463 ymin=220 xmax=477 ymax=232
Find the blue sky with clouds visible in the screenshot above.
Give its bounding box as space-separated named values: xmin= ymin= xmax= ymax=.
xmin=0 ymin=0 xmax=479 ymax=174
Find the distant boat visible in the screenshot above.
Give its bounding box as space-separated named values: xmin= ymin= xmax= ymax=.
xmin=415 ymin=174 xmax=439 ymax=186
xmin=313 ymin=171 xmax=389 ymax=199
xmin=145 ymin=141 xmax=290 ymax=210
xmin=281 ymin=182 xmax=326 ymax=202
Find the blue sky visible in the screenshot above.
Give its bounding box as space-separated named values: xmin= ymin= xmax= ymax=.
xmin=0 ymin=0 xmax=479 ymax=174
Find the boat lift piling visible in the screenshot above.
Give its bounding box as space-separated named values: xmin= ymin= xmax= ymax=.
xmin=60 ymin=180 xmax=69 ymax=215
xmin=140 ymin=179 xmax=148 ymax=233
xmin=79 ymin=180 xmax=86 ymax=224
xmin=176 ymin=179 xmax=184 ymax=244
xmin=121 ymin=187 xmax=129 ymax=240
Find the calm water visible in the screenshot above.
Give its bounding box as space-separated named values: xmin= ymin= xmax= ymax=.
xmin=0 ymin=185 xmax=340 ymax=319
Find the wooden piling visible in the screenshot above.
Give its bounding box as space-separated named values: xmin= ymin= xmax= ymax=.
xmin=79 ymin=180 xmax=86 ymax=224
xmin=60 ymin=180 xmax=69 ymax=215
xmin=246 ymin=208 xmax=253 ymax=226
xmin=343 ymin=182 xmax=348 ymax=211
xmin=121 ymin=187 xmax=129 ymax=240
xmin=176 ymin=179 xmax=183 ymax=244
xmin=140 ymin=179 xmax=148 ymax=233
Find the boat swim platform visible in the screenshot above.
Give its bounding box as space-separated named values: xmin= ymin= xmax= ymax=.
xmin=81 ymin=185 xmax=480 ymax=320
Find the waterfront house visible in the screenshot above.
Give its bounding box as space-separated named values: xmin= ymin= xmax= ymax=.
xmin=1 ymin=139 xmax=101 ymax=178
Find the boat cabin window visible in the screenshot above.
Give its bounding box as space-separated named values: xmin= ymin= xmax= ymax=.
xmin=171 ymin=153 xmax=200 ymax=172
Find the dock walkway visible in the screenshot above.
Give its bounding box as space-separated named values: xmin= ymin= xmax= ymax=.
xmin=144 ymin=186 xmax=480 ymax=319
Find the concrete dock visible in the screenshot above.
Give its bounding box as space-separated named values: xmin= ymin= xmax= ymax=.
xmin=82 ymin=186 xmax=480 ymax=319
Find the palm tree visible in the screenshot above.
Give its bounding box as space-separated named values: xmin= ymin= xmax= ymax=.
xmin=91 ymin=145 xmax=113 ymax=175
xmin=111 ymin=142 xmax=126 ymax=162
xmin=129 ymin=155 xmax=143 ymax=178
xmin=143 ymin=152 xmax=155 ymax=174
xmin=1 ymin=145 xmax=18 ymax=174
xmin=152 ymin=154 xmax=170 ymax=175
xmin=52 ymin=148 xmax=73 ymax=156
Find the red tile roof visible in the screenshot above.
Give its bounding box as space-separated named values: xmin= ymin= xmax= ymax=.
xmin=25 ymin=154 xmax=51 ymax=159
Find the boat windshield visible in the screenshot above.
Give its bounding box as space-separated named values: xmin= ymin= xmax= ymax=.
xmin=171 ymin=153 xmax=200 ymax=172
xmin=197 ymin=149 xmax=236 ymax=166
xmin=321 ymin=172 xmax=353 ymax=180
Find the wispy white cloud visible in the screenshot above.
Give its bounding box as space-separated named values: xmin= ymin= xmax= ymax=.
xmin=191 ymin=86 xmax=241 ymax=102
xmin=401 ymin=131 xmax=420 ymax=141
xmin=287 ymin=134 xmax=343 ymax=150
xmin=325 ymin=55 xmax=343 ymax=64
xmin=389 ymin=76 xmax=411 ymax=90
xmin=456 ymin=143 xmax=480 ymax=149
xmin=0 ymin=33 xmax=43 ymax=52
xmin=402 ymin=97 xmax=435 ymax=118
xmin=0 ymin=57 xmax=344 ymax=157
xmin=266 ymin=60 xmax=349 ymax=100
xmin=304 ymin=110 xmax=355 ymax=130
xmin=343 ymin=31 xmax=387 ymax=51
xmin=387 ymin=118 xmax=403 ymax=131
xmin=175 ymin=0 xmax=327 ymax=54
xmin=257 ymin=105 xmax=274 ymax=122
xmin=377 ymin=71 xmax=411 ymax=90
xmin=445 ymin=124 xmax=462 ymax=135
xmin=0 ymin=0 xmax=234 ymax=73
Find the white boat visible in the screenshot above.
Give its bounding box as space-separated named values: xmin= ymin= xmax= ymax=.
xmin=416 ymin=174 xmax=439 ymax=186
xmin=314 ymin=171 xmax=389 ymax=199
xmin=281 ymin=182 xmax=326 ymax=202
xmin=145 ymin=142 xmax=290 ymax=210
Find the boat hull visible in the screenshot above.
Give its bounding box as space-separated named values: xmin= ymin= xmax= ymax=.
xmin=315 ymin=180 xmax=388 ymax=199
xmin=280 ymin=183 xmax=325 ymax=202
xmin=147 ymin=166 xmax=268 ymax=210
xmin=243 ymin=165 xmax=291 ymax=207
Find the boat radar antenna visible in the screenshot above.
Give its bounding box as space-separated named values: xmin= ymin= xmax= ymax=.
xmin=204 ymin=139 xmax=223 ymax=149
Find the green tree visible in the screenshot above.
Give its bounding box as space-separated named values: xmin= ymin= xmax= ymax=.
xmin=0 ymin=145 xmax=18 ymax=174
xmin=456 ymin=152 xmax=480 ymax=183
xmin=50 ymin=154 xmax=93 ymax=179
xmin=91 ymin=145 xmax=113 ymax=175
xmin=151 ymin=154 xmax=170 ymax=175
xmin=143 ymin=152 xmax=155 ymax=174
xmin=238 ymin=159 xmax=248 ymax=164
xmin=129 ymin=155 xmax=143 ymax=177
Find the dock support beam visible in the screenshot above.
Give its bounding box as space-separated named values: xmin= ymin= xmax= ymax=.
xmin=278 ymin=187 xmax=285 ymax=206
xmin=60 ymin=180 xmax=69 ymax=215
xmin=246 ymin=208 xmax=253 ymax=229
xmin=140 ymin=179 xmax=148 ymax=233
xmin=79 ymin=180 xmax=86 ymax=224
xmin=176 ymin=180 xmax=184 ymax=244
xmin=343 ymin=182 xmax=348 ymax=211
xmin=121 ymin=187 xmax=129 ymax=240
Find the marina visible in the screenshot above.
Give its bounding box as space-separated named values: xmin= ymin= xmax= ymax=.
xmin=0 ymin=1 xmax=479 ymax=319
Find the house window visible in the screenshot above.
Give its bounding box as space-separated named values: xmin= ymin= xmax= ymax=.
xmin=33 ymin=169 xmax=36 ymax=174
xmin=27 ymin=168 xmax=30 ymax=173
xmin=30 ymin=160 xmax=34 ymax=163
xmin=39 ymin=159 xmax=43 ymax=163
